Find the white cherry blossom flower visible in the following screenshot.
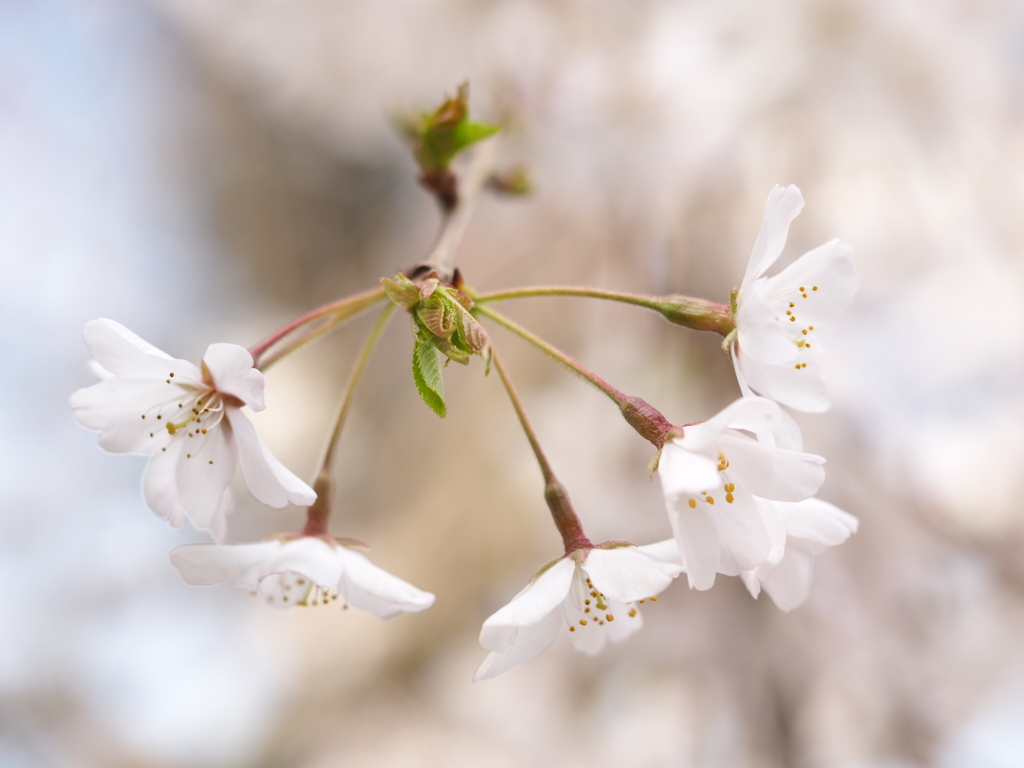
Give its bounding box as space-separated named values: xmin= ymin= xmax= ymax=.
xmin=739 ymin=497 xmax=858 ymax=611
xmin=170 ymin=536 xmax=435 ymax=616
xmin=70 ymin=319 xmax=315 ymax=540
xmin=474 ymin=543 xmax=683 ymax=681
xmin=732 ymin=185 xmax=858 ymax=412
xmin=657 ymin=397 xmax=825 ymax=591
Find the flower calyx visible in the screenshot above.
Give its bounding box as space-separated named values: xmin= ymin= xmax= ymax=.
xmin=655 ymin=294 xmax=735 ymax=336
xmin=619 ymin=395 xmax=674 ymax=449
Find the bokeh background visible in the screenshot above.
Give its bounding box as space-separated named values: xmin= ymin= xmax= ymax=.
xmin=4 ymin=0 xmax=1024 ymax=765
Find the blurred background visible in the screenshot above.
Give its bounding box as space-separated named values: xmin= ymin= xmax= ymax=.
xmin=3 ymin=0 xmax=1024 ymax=765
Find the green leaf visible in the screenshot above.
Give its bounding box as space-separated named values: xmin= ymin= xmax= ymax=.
xmin=410 ymin=83 xmax=501 ymax=173
xmin=412 ymin=330 xmax=447 ymax=418
xmin=451 ymin=121 xmax=500 ymax=154
xmin=381 ymin=275 xmax=421 ymax=311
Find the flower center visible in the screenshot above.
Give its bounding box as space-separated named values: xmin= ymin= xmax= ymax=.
xmin=685 ymin=453 xmax=738 ymax=509
xmin=776 ymin=285 xmax=819 ymax=362
xmin=255 ymin=572 xmax=349 ymax=609
xmin=140 ymin=369 xmax=229 ymax=459
xmin=565 ymin=573 xmax=646 ymax=634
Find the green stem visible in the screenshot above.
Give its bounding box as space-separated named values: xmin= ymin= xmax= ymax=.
xmin=491 ymin=352 xmax=591 ymax=554
xmin=474 ymin=303 xmax=673 ymax=448
xmin=302 ymin=304 xmax=395 ymax=538
xmin=473 ymin=285 xmax=734 ymax=336
xmin=422 ymin=139 xmax=496 ymax=282
xmin=321 ymin=304 xmax=396 ymax=471
xmin=250 ymin=286 xmax=388 ymax=370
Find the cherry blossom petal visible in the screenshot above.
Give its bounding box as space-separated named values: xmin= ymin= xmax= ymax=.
xmin=729 ymin=376 xmax=805 ymax=451
xmin=741 ymin=185 xmax=805 ymax=289
xmin=583 ymin=547 xmax=682 ymax=603
xmin=636 ymin=539 xmax=682 ymax=564
xmin=668 ymin=502 xmax=719 ymax=590
xmin=226 ymin=408 xmax=316 ymax=509
xmin=761 ymin=240 xmax=858 ymax=327
xmin=734 ymin=339 xmax=830 ymax=413
xmin=740 ymin=567 xmax=763 ymax=599
xmin=658 ymin=441 xmax=722 ymax=497
xmin=601 ymin=599 xmax=644 ymax=644
xmin=719 ymin=433 xmax=825 ymax=501
xmin=143 ymin=445 xmax=189 ymax=531
xmin=82 ymin=319 xmax=200 ymax=380
xmin=695 ymin=396 xmax=784 ymax=440
xmin=712 ymin=492 xmax=771 ymax=576
xmin=567 ymin=605 xmax=611 ymax=655
xmin=776 ymin=498 xmax=858 ymax=551
xmin=175 ymin=422 xmax=239 ymax=541
xmin=759 ymin=547 xmax=815 ymax=612
xmin=478 ymin=558 xmax=575 ymax=653
xmin=339 ymin=548 xmax=436 ymax=618
xmin=71 ymin=378 xmax=179 ymax=453
xmin=203 ymin=343 xmax=266 ymax=411
xmin=736 ymin=286 xmax=799 ymax=364
xmin=170 ymin=541 xmax=281 ymax=585
xmin=256 ymin=537 xmax=344 ymax=587
xmin=88 ymin=360 xmax=113 ymax=380
xmin=474 ymin=609 xmax=562 ymax=681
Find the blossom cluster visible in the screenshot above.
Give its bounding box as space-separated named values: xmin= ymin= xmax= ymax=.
xmin=71 ymin=182 xmax=857 ymax=680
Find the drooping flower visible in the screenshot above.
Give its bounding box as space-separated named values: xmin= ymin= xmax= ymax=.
xmin=474 ymin=543 xmax=683 ymax=681
xmin=170 ymin=536 xmax=436 ymax=616
xmin=731 ymin=185 xmax=858 ymax=412
xmin=657 ymin=397 xmax=825 ymax=591
xmin=70 ymin=319 xmax=316 ymax=540
xmin=739 ymin=497 xmax=858 ymax=612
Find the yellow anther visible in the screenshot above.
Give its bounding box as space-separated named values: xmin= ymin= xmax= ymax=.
xmin=794 ymin=364 xmax=801 ymax=370
xmin=201 ymin=429 xmax=208 ymax=434
xmin=802 ymin=329 xmax=808 ymax=335
xmin=809 ymin=325 xmax=814 ymax=330
xmin=628 ymin=608 xmax=638 ymax=617
xmin=705 ymin=496 xmax=715 ymax=504
xmin=649 ymin=596 xmax=658 ymax=602
xmin=726 ymin=492 xmax=735 ymax=503
xmin=579 ymin=619 xmax=588 ymax=626
xmin=802 ymin=293 xmax=808 ymax=298
xmin=812 ymin=286 xmax=818 ymax=291
xmin=805 ymin=344 xmax=812 ymax=349
xmin=725 ymin=483 xmax=735 ymax=492
xmin=785 ymin=310 xmax=792 ymax=315
xmin=799 ymin=286 xmax=805 ymax=292
xmin=789 ymin=302 xmax=795 ymax=307
xmin=688 ymin=498 xmax=697 ymax=509
xmin=584 ymin=607 xmax=590 ymax=613
xmin=569 ymin=626 xmax=576 ymax=632
xmin=584 ymin=599 xmax=591 ymax=605
xmin=606 ymin=614 xmax=615 ymax=622
xmin=790 ymin=317 xmax=796 ymax=322
xmin=639 ymin=599 xmax=645 ymax=604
